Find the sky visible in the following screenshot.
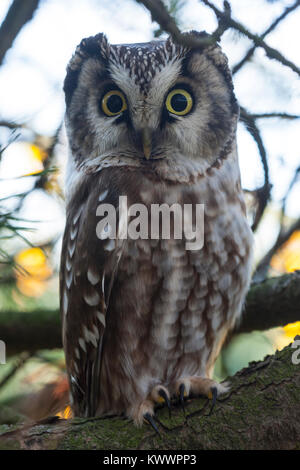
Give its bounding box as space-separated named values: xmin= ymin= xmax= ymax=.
xmin=0 ymin=0 xmax=299 ymax=262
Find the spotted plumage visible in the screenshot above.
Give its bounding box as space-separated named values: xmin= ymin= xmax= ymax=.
xmin=60 ymin=31 xmax=253 ymax=425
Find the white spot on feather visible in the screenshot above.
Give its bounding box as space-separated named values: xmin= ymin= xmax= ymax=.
xmin=78 ymin=337 xmax=86 ymax=352
xmin=66 ymin=270 xmax=73 ymax=289
xmin=99 ymin=222 xmax=111 ymax=240
xmin=66 ymin=257 xmax=72 ymax=271
xmin=70 ymin=224 xmax=78 ymax=241
xmin=98 ymin=189 xmax=108 ymax=201
xmin=97 ymin=311 xmax=106 ymax=327
xmin=104 ymin=238 xmax=115 ymax=251
xmin=83 ymin=325 xmax=98 ymax=347
xmin=73 ymin=205 xmax=83 ymax=225
xmin=87 ymin=268 xmax=100 ymax=286
xmin=63 ymin=290 xmax=68 ymax=315
xmin=102 ymin=273 xmax=105 ymax=296
xmin=75 ymin=347 xmax=80 ymax=359
xmin=83 ymin=290 xmax=100 ymax=306
xmin=68 ymin=240 xmax=76 ymax=258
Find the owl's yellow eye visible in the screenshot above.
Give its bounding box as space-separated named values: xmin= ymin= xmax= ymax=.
xmin=165 ymin=88 xmax=193 ymax=116
xmin=101 ymin=90 xmax=127 ymax=116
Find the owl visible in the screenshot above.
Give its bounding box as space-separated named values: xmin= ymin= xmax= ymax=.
xmin=60 ymin=31 xmax=253 ymax=428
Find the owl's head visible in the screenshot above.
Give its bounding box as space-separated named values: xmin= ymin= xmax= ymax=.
xmin=64 ymin=32 xmax=238 ymax=171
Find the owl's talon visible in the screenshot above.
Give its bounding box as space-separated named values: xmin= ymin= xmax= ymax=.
xmin=143 ymin=412 xmax=160 ymax=436
xmin=208 ymin=386 xmax=218 ymax=415
xmin=173 ymin=376 xmax=228 ymax=416
xmin=158 ymin=388 xmax=171 ymax=418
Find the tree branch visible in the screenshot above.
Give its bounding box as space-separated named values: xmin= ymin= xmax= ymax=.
xmin=238 ymin=271 xmax=300 ymax=333
xmin=250 ymin=113 xmax=300 ymax=120
xmin=136 ymin=0 xmax=230 ymax=47
xmin=232 ymin=0 xmax=300 ymax=75
xmin=239 ymin=107 xmax=271 ymax=231
xmin=0 ymin=309 xmax=61 ymax=355
xmin=0 ymin=0 xmax=41 ymax=66
xmin=202 ymin=0 xmax=300 ymax=78
xmin=1 ymin=341 xmax=299 ymax=449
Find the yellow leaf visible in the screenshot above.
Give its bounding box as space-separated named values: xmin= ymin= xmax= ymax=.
xmin=15 ymin=247 xmax=52 ymax=297
xmin=29 ymin=144 xmax=47 ymax=163
xmin=270 ymin=230 xmax=300 ymax=273
xmin=283 ymin=321 xmax=300 ymax=339
xmin=56 ymin=406 xmax=72 ymax=419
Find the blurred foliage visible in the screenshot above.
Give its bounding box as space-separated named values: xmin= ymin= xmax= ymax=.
xmin=15 ymin=247 xmax=52 ymax=297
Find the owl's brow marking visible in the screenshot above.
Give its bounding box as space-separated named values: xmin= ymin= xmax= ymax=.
xmin=109 ymin=41 xmax=185 ymax=92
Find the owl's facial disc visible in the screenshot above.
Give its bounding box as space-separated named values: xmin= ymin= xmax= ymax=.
xmin=64 ymin=32 xmax=238 ymax=167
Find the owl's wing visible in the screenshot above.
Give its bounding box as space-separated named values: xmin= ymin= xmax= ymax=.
xmin=60 ymin=187 xmax=124 ymax=417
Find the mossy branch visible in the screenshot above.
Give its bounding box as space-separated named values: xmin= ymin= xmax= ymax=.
xmin=0 ymin=341 xmax=299 ymax=450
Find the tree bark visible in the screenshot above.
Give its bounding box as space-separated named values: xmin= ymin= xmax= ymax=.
xmin=0 ymin=0 xmax=41 ymax=66
xmin=237 ymin=271 xmax=300 ymax=333
xmin=1 ymin=272 xmax=300 ymax=355
xmin=0 ymin=309 xmax=61 ymax=355
xmin=0 ymin=341 xmax=299 ymax=450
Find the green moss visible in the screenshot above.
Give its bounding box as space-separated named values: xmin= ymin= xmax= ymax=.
xmin=58 ymin=417 xmax=146 ymax=450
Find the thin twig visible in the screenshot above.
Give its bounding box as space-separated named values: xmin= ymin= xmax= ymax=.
xmin=232 ymin=0 xmax=300 ymax=74
xmin=281 ymin=166 xmax=300 ymax=221
xmin=251 ymin=113 xmax=300 ymax=120
xmin=202 ymin=0 xmax=300 ymax=78
xmin=136 ymin=0 xmax=230 ymax=47
xmin=239 ymin=107 xmax=271 ymax=231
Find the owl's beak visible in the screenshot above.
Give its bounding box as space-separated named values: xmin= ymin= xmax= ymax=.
xmin=141 ymin=128 xmax=152 ymax=160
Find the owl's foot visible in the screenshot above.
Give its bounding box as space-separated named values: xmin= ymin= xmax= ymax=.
xmin=174 ymin=376 xmax=228 ymax=414
xmin=131 ymin=385 xmax=171 ymax=433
